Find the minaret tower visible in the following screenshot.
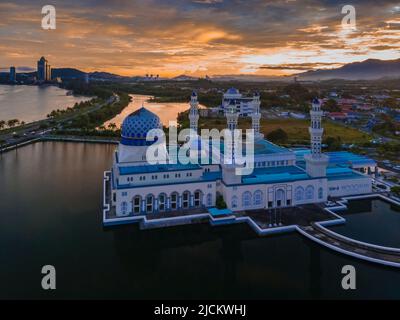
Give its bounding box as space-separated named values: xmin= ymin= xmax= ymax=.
xmin=304 ymin=98 xmax=328 ymax=177
xmin=225 ymin=100 xmax=239 ymax=164
xmin=251 ymin=92 xmax=263 ymax=140
xmin=189 ymin=91 xmax=199 ymax=134
xmin=222 ymin=100 xmax=242 ymax=185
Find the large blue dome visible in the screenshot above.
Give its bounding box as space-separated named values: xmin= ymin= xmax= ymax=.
xmin=121 ymin=107 xmax=162 ymax=146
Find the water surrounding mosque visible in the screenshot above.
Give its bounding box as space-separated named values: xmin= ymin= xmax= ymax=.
xmin=1 ymin=141 xmax=400 ymax=299
xmin=332 ymin=199 xmax=400 ymax=248
xmin=0 ymin=85 xmax=91 ymax=123
xmin=103 ymin=94 xmax=205 ymax=128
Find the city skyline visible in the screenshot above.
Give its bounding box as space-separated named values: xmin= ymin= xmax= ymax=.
xmin=0 ymin=1 xmax=399 ymax=77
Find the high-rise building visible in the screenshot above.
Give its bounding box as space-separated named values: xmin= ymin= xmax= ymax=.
xmin=9 ymin=66 xmax=16 ymax=83
xmin=37 ymin=57 xmax=51 ymax=82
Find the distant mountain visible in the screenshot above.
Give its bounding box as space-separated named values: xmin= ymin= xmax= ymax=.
xmin=89 ymin=71 xmax=125 ymax=81
xmin=172 ymin=74 xmax=200 ymax=81
xmin=211 ymin=74 xmax=288 ymax=82
xmin=51 ymin=68 xmax=86 ymax=80
xmin=296 ymin=59 xmax=400 ymax=81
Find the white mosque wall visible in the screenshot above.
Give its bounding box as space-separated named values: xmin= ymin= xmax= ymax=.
xmin=114 ymin=181 xmax=217 ymax=216
xmin=221 ymin=178 xmax=327 ymax=212
xmin=328 ymin=177 xmax=372 ymax=198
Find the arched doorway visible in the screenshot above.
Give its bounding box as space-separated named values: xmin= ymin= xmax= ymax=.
xmin=275 ymin=189 xmax=285 ymax=208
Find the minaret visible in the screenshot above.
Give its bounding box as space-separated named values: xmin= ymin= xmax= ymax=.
xmin=251 ymin=92 xmax=263 ymax=140
xmin=304 ymin=98 xmax=328 ymax=177
xmin=222 ymin=100 xmax=241 ymax=185
xmin=225 ymin=100 xmax=239 ymax=164
xmin=189 ymin=91 xmax=199 ymax=134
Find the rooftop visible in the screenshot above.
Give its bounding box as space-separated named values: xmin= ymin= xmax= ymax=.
xmin=242 ymin=165 xmax=310 ymax=184
xmin=119 ymin=163 xmax=201 ymax=175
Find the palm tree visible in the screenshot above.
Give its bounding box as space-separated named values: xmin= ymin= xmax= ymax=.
xmin=107 ymin=123 xmax=117 ymax=131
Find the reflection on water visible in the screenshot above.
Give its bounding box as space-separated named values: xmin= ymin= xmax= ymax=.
xmin=103 ymin=94 xmax=205 ymax=127
xmin=0 ymin=85 xmax=91 ymax=123
xmin=1 ymin=142 xmax=400 ymax=299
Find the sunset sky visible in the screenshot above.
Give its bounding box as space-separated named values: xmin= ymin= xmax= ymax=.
xmin=0 ymin=0 xmax=399 ymax=77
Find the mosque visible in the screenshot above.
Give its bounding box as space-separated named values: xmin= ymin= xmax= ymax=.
xmin=103 ymin=89 xmax=376 ymax=224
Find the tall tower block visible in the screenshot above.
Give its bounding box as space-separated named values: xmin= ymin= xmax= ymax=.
xmin=304 ymin=98 xmax=328 ymax=177
xmin=189 ymin=91 xmax=199 ymax=134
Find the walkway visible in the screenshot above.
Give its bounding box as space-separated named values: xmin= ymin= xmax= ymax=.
xmin=298 ymin=222 xmax=400 ymax=268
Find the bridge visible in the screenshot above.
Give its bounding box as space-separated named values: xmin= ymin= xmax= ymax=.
xmin=298 ymin=221 xmax=400 ymax=268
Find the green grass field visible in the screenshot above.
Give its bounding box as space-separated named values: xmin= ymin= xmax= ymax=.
xmin=196 ymin=117 xmax=371 ymax=144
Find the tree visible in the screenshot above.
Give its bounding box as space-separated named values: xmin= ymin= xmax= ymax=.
xmin=266 ymin=128 xmax=288 ymax=144
xmin=7 ymin=119 xmax=19 ymax=128
xmin=391 ymin=186 xmax=400 ymax=197
xmin=325 ymin=136 xmax=342 ymax=151
xmin=216 ymin=195 xmax=227 ymax=209
xmin=323 ymin=99 xmax=340 ymax=112
xmin=0 ymin=120 xmax=5 ymax=130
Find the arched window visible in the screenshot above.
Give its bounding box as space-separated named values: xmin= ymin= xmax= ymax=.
xmin=121 ymin=201 xmax=128 ymax=215
xmin=232 ymin=196 xmax=238 ymax=209
xmin=194 ymin=190 xmax=202 ymax=207
xmin=318 ymin=187 xmax=324 ymax=199
xmin=146 ymin=195 xmax=154 ymax=213
xmin=242 ymin=192 xmax=252 ymax=207
xmin=305 ymin=185 xmax=314 ymax=200
xmin=158 ymin=193 xmax=166 ymax=212
xmin=133 ymin=196 xmax=141 ymax=214
xmin=206 ymin=193 xmax=212 ymax=207
xmin=171 ymin=192 xmax=178 ymax=210
xmin=295 ymin=187 xmax=304 ymax=202
xmin=253 ymin=190 xmax=263 ymax=206
xmin=182 ymin=191 xmax=190 ymax=208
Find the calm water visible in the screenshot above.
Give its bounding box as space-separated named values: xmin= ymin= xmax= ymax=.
xmin=104 ymin=94 xmax=205 ymax=127
xmin=0 ymin=85 xmax=91 ymax=123
xmin=332 ymin=199 xmax=400 ymax=248
xmin=0 ymin=141 xmax=400 ymax=299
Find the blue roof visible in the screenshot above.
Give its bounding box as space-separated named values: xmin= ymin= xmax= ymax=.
xmin=209 ymin=208 xmax=233 ymax=216
xmin=220 ymin=139 xmax=289 ymax=156
xmin=326 ymin=167 xmax=367 ymax=181
xmin=202 ymin=171 xmax=222 ymax=181
xmin=242 ymin=166 xmax=310 ymax=184
xmin=119 ymin=163 xmax=201 ymax=175
xmin=294 ymin=150 xmax=376 ymax=167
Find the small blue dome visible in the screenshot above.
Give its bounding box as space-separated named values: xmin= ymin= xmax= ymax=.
xmin=191 ymin=91 xmax=197 ymax=97
xmin=312 ymin=97 xmax=320 ymax=104
xmin=121 ymin=107 xmax=162 ymax=146
xmin=227 ymin=87 xmax=239 ymax=95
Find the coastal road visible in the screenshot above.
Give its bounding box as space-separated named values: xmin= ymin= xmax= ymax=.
xmin=0 ymin=94 xmax=118 ymax=150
